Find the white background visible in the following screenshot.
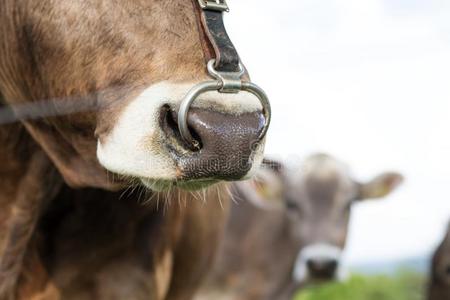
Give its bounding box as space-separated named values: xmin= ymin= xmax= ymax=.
xmin=227 ymin=0 xmax=450 ymax=264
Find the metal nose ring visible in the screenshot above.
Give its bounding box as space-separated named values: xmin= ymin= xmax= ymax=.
xmin=178 ymin=59 xmax=271 ymax=150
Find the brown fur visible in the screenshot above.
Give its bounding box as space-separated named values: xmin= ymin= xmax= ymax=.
xmin=428 ymin=223 xmax=450 ymax=300
xmin=0 ymin=1 xmax=231 ymax=299
xmin=0 ymin=0 xmax=209 ymax=188
xmin=0 ymin=138 xmax=62 ymax=299
xmin=1 ymin=162 xmax=229 ymax=300
xmin=30 ymin=185 xmax=228 ymax=300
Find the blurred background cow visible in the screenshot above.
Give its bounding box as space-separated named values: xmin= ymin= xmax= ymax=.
xmin=197 ymin=154 xmax=403 ymax=300
xmin=428 ymin=222 xmax=450 ymax=300
xmin=222 ymin=0 xmax=450 ymax=298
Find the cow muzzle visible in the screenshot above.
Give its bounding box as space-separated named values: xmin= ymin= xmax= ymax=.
xmin=161 ymin=59 xmax=269 ymax=186
xmin=162 ymin=106 xmax=265 ymax=181
xmin=96 ymin=80 xmax=267 ymax=192
xmin=293 ymin=243 xmax=346 ymax=283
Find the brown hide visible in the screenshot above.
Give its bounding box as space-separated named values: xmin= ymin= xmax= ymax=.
xmin=1 ymin=162 xmax=229 ymax=300
xmin=0 ymin=1 xmax=233 ymax=299
xmin=0 ymin=0 xmax=207 ymax=189
xmin=32 ymin=184 xmax=229 ymax=300
xmin=0 ymin=127 xmax=62 ymax=299
xmin=428 ymin=224 xmax=450 ymax=300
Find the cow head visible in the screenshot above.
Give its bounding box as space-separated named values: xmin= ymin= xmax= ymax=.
xmin=236 ymin=154 xmax=403 ymax=283
xmin=429 ymin=223 xmax=450 ymax=300
xmin=0 ymin=1 xmax=267 ymax=190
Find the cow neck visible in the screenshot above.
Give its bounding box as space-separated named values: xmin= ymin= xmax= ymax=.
xmin=191 ymin=0 xmax=241 ymax=73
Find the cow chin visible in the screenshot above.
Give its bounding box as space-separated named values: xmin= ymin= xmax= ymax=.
xmin=140 ymin=178 xmax=219 ymax=192
xmin=96 ymin=81 xmax=265 ymax=191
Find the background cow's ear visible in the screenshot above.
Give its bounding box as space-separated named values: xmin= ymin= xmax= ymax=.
xmin=357 ymin=172 xmax=404 ymax=200
xmin=234 ymin=165 xmax=285 ymax=211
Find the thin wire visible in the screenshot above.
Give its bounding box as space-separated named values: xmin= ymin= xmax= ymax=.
xmin=0 ymin=96 xmax=99 ymax=125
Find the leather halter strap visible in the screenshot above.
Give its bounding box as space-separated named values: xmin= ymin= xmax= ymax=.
xmin=180 ymin=0 xmax=271 ymax=149
xmin=192 ymin=0 xmax=241 ymax=73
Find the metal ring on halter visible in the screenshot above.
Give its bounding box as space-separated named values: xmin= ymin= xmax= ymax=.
xmin=178 ymin=59 xmax=271 ymax=150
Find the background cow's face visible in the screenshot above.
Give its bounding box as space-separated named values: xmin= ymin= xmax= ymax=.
xmin=0 ymin=1 xmax=266 ymax=190
xmin=241 ymin=154 xmax=403 ymax=283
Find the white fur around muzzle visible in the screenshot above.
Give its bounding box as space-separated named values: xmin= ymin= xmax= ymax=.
xmin=96 ymin=81 xmax=264 ymax=187
xmin=293 ymin=243 xmax=346 ymax=283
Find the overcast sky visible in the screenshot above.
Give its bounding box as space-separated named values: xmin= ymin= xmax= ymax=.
xmin=227 ymin=0 xmax=450 ymax=264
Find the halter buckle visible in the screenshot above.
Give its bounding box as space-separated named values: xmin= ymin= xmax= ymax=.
xmin=207 ymin=60 xmax=244 ymax=93
xmin=198 ymin=0 xmax=229 ymax=12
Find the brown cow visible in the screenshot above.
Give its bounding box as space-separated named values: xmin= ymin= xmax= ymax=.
xmin=428 ymin=222 xmax=450 ymax=300
xmin=0 ymin=1 xmax=267 ymax=299
xmin=197 ymin=154 xmax=403 ymax=300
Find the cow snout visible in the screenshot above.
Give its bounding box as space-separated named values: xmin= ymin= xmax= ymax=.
xmin=306 ymin=257 xmax=338 ymax=279
xmin=293 ymin=243 xmax=344 ymax=283
xmin=97 ymin=83 xmax=268 ymax=191
xmin=162 ymin=107 xmax=265 ymax=181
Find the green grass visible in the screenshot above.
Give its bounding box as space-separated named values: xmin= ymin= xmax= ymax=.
xmin=295 ymin=271 xmax=426 ymax=300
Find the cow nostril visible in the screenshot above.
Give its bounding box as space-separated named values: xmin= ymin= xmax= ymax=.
xmin=178 ymin=107 xmax=264 ymax=180
xmin=307 ymin=258 xmax=338 ymax=277
xmin=328 ymin=260 xmax=338 ymax=272
xmin=160 ymin=106 xmax=203 ymax=151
